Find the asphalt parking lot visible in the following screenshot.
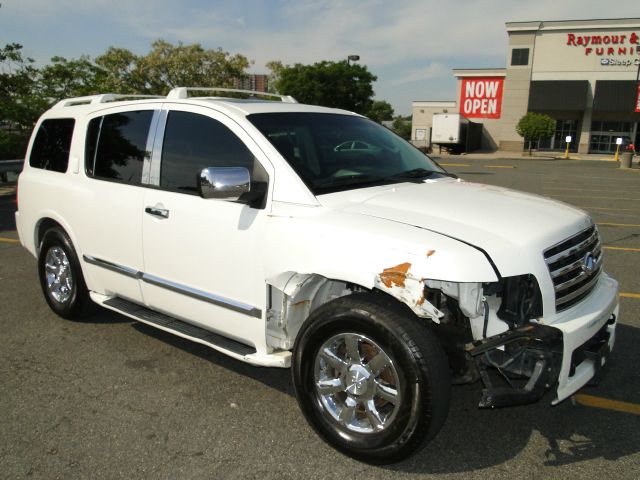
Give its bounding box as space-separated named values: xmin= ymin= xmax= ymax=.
xmin=1 ymin=157 xmax=639 ymax=479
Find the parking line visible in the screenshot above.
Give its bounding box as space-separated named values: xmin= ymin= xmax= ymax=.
xmin=573 ymin=394 xmax=640 ymax=415
xmin=579 ymin=206 xmax=640 ymax=212
xmin=439 ymin=163 xmax=471 ymax=167
xmin=484 ymin=165 xmax=515 ymax=169
xmin=0 ymin=237 xmax=19 ymax=244
xmin=598 ymin=222 xmax=640 ymax=228
xmin=550 ymin=194 xmax=640 ymax=201
xmin=545 ymin=187 xmax=638 ymax=193
xmin=604 ymin=246 xmax=640 ymax=252
xmin=620 ymin=292 xmax=640 ymax=299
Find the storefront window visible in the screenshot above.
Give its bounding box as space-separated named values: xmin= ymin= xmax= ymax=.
xmin=589 ymin=121 xmax=634 ymax=153
xmin=538 ymin=119 xmax=578 ymax=151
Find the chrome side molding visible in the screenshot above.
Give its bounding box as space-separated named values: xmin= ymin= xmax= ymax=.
xmin=83 ymin=255 xmax=143 ymax=279
xmin=142 ymin=273 xmax=262 ymax=318
xmin=83 ymin=255 xmax=262 ymax=318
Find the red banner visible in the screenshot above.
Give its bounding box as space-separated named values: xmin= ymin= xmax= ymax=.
xmin=636 ymin=83 xmax=640 ymax=113
xmin=460 ymin=77 xmax=504 ymax=119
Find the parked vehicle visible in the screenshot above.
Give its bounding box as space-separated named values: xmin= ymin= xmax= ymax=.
xmin=16 ymin=88 xmax=618 ymax=463
xmin=431 ymin=113 xmax=482 ymax=153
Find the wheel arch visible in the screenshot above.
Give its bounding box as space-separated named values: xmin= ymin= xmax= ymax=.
xmin=265 ymin=271 xmax=435 ymax=352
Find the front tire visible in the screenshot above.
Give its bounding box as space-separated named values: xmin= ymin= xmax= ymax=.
xmin=292 ymin=293 xmax=451 ymax=464
xmin=38 ymin=227 xmax=94 ymax=320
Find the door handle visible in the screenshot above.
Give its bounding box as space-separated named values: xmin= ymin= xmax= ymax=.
xmin=145 ymin=206 xmax=170 ymax=219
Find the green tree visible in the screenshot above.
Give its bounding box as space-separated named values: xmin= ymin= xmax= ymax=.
xmin=0 ymin=43 xmax=48 ymax=159
xmin=94 ymin=47 xmax=143 ymax=93
xmin=392 ymin=117 xmax=412 ymax=140
xmin=516 ymin=112 xmax=556 ymax=156
xmin=265 ymin=60 xmax=284 ymax=94
xmin=135 ymin=40 xmax=250 ymax=94
xmin=0 ymin=39 xmax=253 ymax=160
xmin=272 ymin=60 xmax=377 ymax=114
xmin=39 ymin=55 xmax=104 ymax=99
xmin=367 ymin=100 xmax=394 ymax=123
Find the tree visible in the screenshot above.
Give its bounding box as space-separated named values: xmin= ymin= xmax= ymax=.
xmin=516 ymin=112 xmax=556 ymax=156
xmin=265 ymin=60 xmax=284 ymax=94
xmin=94 ymin=47 xmax=144 ymax=93
xmin=367 ymin=100 xmax=394 ymax=123
xmin=0 ymin=40 xmax=252 ymax=159
xmin=135 ymin=40 xmax=250 ymax=94
xmin=39 ymin=55 xmax=104 ymax=99
xmin=271 ymin=60 xmax=377 ymax=115
xmin=392 ymin=117 xmax=412 ymax=140
xmin=0 ymin=43 xmax=48 ymax=159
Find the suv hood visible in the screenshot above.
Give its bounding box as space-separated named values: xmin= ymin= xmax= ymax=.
xmin=319 ymin=179 xmax=593 ymax=277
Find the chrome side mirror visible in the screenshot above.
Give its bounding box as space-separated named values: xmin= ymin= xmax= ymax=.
xmin=198 ymin=167 xmax=250 ymax=200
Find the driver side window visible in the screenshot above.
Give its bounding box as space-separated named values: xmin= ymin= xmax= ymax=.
xmin=160 ymin=111 xmax=257 ymax=195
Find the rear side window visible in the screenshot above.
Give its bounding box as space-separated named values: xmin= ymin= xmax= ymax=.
xmin=29 ymin=118 xmax=75 ymax=173
xmin=160 ymin=111 xmax=255 ymax=194
xmin=86 ymin=110 xmax=153 ymax=185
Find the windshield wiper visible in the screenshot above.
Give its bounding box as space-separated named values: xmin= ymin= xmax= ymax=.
xmin=390 ymin=168 xmax=457 ymax=180
xmin=313 ymin=174 xmax=391 ymax=192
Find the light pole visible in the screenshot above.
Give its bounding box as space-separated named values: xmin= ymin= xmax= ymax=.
xmin=347 ymin=55 xmax=360 ymax=66
xmin=635 ymin=45 xmax=640 ymax=112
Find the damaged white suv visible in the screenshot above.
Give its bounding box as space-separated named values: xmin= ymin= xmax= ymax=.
xmin=16 ymin=88 xmax=618 ymax=463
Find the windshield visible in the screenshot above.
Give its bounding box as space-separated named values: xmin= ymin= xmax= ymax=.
xmin=247 ymin=113 xmax=448 ymax=194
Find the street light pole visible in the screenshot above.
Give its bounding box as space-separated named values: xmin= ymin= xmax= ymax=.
xmin=636 ymin=45 xmax=640 ymax=106
xmin=347 ymin=55 xmax=360 ymax=66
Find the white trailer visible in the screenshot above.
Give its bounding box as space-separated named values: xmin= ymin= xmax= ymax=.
xmin=431 ymin=113 xmax=482 ymax=153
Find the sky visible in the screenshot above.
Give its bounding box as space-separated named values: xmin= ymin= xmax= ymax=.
xmin=1 ymin=0 xmax=639 ymax=115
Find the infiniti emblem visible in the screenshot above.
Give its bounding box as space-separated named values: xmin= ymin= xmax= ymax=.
xmin=582 ymin=252 xmax=595 ymax=274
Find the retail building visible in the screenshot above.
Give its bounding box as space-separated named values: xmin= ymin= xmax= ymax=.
xmin=411 ymin=18 xmax=640 ymax=154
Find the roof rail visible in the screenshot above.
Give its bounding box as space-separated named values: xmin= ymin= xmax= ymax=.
xmin=166 ymin=87 xmax=297 ymax=103
xmin=53 ymin=94 xmax=163 ymax=109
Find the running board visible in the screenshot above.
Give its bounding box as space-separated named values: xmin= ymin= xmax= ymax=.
xmin=103 ymin=297 xmax=257 ymax=356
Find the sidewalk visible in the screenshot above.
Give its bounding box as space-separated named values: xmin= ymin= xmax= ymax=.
xmin=435 ymin=149 xmax=639 ymax=164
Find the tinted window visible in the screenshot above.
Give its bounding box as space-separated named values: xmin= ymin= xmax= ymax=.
xmin=160 ymin=111 xmax=255 ymax=194
xmin=511 ymin=48 xmax=529 ymax=66
xmin=85 ymin=117 xmax=101 ymax=174
xmin=89 ymin=111 xmax=153 ymax=185
xmin=29 ymin=118 xmax=75 ymax=172
xmin=247 ymin=113 xmax=445 ymax=195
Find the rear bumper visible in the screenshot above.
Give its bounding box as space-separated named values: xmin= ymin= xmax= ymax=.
xmin=14 ymin=211 xmax=26 ymax=249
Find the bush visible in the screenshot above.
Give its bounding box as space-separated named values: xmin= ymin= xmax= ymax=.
xmin=516 ymin=112 xmax=555 ymax=156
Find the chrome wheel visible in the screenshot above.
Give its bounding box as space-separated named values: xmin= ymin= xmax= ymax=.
xmin=314 ymin=333 xmax=402 ymax=434
xmin=44 ymin=246 xmax=74 ymax=304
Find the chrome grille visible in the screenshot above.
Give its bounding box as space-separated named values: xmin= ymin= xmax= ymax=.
xmin=543 ymin=225 xmax=602 ymax=312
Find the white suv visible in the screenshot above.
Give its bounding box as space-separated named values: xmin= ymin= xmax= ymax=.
xmin=16 ymin=87 xmax=618 ymax=463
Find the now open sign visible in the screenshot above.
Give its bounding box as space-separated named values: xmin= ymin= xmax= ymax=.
xmin=460 ymin=77 xmax=504 ymax=119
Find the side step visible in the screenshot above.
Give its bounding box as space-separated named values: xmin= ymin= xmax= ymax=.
xmin=103 ymin=297 xmax=256 ymax=356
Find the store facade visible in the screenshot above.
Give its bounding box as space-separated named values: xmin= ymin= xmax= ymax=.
xmin=411 ymin=18 xmax=640 ymax=153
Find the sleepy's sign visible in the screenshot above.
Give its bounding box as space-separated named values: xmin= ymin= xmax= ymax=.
xmin=460 ymin=77 xmax=504 ymax=119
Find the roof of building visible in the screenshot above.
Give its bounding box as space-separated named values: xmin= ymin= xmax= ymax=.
xmin=506 ymin=18 xmax=640 ymax=32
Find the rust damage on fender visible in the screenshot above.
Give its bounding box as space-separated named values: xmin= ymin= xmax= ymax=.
xmin=426 ymin=250 xmax=436 ymax=257
xmin=379 ymin=262 xmax=412 ymax=288
xmin=375 ymin=261 xmax=444 ymax=322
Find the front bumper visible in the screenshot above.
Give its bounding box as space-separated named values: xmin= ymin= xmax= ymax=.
xmin=550 ymin=272 xmax=618 ymax=404
xmin=466 ymin=272 xmax=618 ymax=407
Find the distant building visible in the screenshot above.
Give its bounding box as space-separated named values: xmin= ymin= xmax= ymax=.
xmin=234 ymin=74 xmax=269 ymax=92
xmin=412 ymin=18 xmax=640 ymax=153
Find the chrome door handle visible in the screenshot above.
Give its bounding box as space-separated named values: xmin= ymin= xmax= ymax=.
xmin=145 ymin=206 xmax=170 ymax=219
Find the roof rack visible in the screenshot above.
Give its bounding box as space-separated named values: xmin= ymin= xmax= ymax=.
xmin=53 ymin=94 xmax=163 ymax=109
xmin=166 ymin=87 xmax=297 ymax=103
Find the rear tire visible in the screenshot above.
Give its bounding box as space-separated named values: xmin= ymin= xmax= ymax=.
xmin=292 ymin=293 xmax=451 ymax=464
xmin=38 ymin=227 xmax=94 ymax=320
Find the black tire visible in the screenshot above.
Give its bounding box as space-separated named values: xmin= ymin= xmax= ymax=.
xmin=292 ymin=293 xmax=451 ymax=464
xmin=38 ymin=227 xmax=94 ymax=320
